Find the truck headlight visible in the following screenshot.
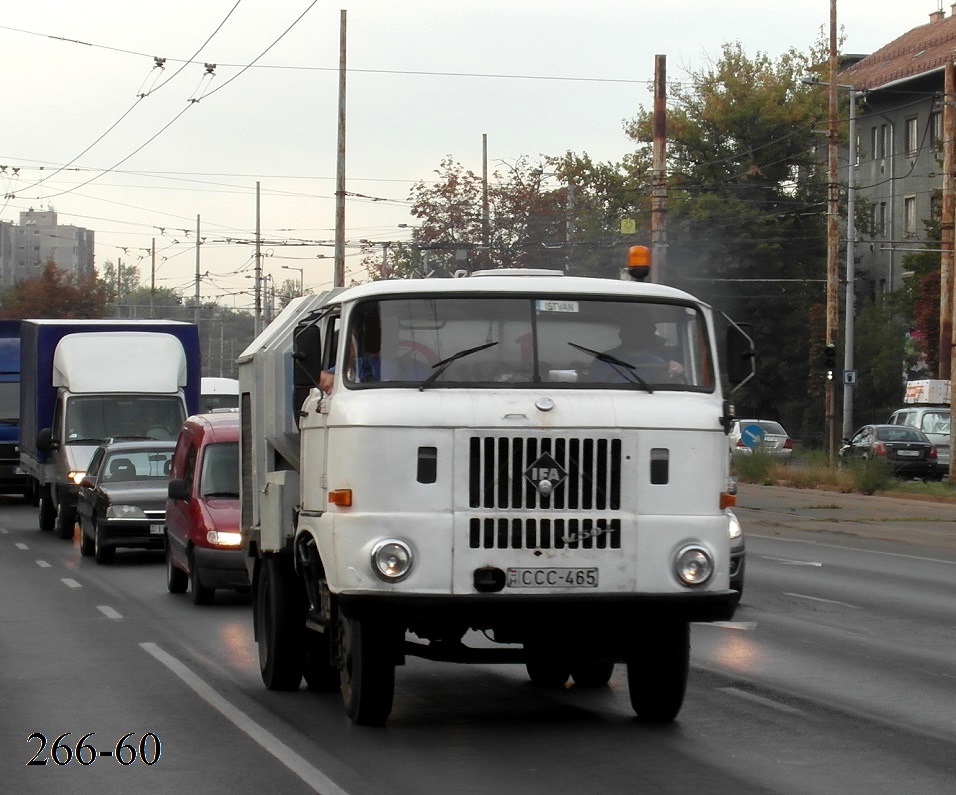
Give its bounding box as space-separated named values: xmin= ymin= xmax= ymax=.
xmin=70 ymin=470 xmax=86 ymax=485
xmin=371 ymin=539 xmax=413 ymax=582
xmin=674 ymin=545 xmax=714 ymax=587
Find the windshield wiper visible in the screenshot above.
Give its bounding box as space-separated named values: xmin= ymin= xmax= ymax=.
xmin=419 ymin=341 xmax=499 ymax=391
xmin=568 ymin=342 xmax=653 ymax=393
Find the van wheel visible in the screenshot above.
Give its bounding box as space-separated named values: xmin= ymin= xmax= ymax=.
xmin=38 ymin=489 xmax=55 ymax=532
xmin=625 ymin=621 xmax=689 ymax=723
xmin=190 ymin=563 xmax=214 ymax=605
xmin=339 ymin=614 xmax=395 ymax=726
xmin=166 ymin=544 xmax=188 ymax=593
xmin=256 ymin=555 xmax=304 ymax=691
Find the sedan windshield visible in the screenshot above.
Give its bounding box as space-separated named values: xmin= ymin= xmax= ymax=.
xmin=342 ymin=296 xmax=714 ymax=391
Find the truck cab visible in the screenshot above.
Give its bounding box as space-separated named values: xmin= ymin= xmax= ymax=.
xmin=240 ymin=269 xmax=753 ymax=725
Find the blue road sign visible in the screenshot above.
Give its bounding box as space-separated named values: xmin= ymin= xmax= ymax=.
xmin=741 ymin=423 xmax=765 ymax=449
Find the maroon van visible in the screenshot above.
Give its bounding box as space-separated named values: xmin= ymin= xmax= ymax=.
xmin=165 ymin=410 xmax=248 ymax=604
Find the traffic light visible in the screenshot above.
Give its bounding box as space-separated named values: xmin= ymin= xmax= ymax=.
xmin=823 ymin=344 xmax=836 ymax=379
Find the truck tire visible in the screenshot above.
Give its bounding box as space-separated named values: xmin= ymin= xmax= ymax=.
xmin=256 ymin=555 xmax=305 ymax=691
xmin=55 ymin=498 xmax=76 ymax=540
xmin=38 ymin=488 xmax=55 ymax=532
xmin=304 ymin=627 xmax=339 ymax=692
xmin=625 ymin=621 xmax=689 ymax=723
xmin=525 ymin=659 xmax=571 ymax=688
xmin=339 ymin=614 xmax=395 ymax=726
xmin=570 ymin=660 xmax=615 ymax=688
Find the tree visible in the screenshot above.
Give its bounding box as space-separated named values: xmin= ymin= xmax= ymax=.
xmin=618 ymin=41 xmax=831 ymax=440
xmin=0 ymin=261 xmax=110 ymax=319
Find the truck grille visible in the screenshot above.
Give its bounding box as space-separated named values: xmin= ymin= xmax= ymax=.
xmin=468 ymin=435 xmax=622 ymax=510
xmin=469 ymin=516 xmax=621 ymax=550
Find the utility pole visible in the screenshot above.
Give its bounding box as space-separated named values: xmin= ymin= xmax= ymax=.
xmin=482 ymin=133 xmax=490 ymax=270
xmin=333 ymin=10 xmax=347 ymax=288
xmin=842 ymin=88 xmax=858 ymax=439
xmin=825 ymin=0 xmax=839 ymax=465
xmin=194 ymin=214 xmax=201 ymax=326
xmin=941 ymin=57 xmax=954 ymax=382
xmin=651 ymin=54 xmax=667 ymax=285
xmin=150 ymin=238 xmax=156 ymax=318
xmin=255 ymin=182 xmax=262 ymax=336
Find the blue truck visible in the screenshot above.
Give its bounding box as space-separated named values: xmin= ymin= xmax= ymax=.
xmin=19 ymin=320 xmax=201 ymax=538
xmin=0 ymin=320 xmax=31 ymax=500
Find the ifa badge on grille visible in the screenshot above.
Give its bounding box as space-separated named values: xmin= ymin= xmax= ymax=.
xmin=524 ymin=452 xmax=567 ymax=497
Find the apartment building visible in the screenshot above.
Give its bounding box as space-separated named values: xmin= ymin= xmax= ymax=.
xmin=0 ymin=208 xmax=94 ymax=288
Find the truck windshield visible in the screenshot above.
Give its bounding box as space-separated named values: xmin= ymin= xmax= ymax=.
xmin=65 ymin=395 xmax=186 ymax=443
xmin=343 ymin=296 xmax=714 ymax=391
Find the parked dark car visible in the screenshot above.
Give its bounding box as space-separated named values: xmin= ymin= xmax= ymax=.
xmin=839 ymin=424 xmax=939 ymax=478
xmin=77 ymin=439 xmax=176 ymax=563
xmin=165 ymin=411 xmax=247 ymax=604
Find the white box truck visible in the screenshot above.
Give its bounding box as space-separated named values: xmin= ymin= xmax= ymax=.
xmin=239 ymin=264 xmax=753 ymax=725
xmin=20 ymin=320 xmax=201 ymax=538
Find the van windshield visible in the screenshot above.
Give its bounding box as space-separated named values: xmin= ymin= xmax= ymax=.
xmin=200 ymin=442 xmax=240 ymax=498
xmin=343 ymin=296 xmax=714 ymax=391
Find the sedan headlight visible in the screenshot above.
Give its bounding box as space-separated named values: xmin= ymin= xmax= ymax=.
xmin=727 ymin=509 xmax=742 ymax=540
xmin=674 ymin=545 xmax=714 ymax=587
xmin=106 ymin=504 xmax=148 ymax=519
xmin=371 ymin=539 xmax=413 ymax=582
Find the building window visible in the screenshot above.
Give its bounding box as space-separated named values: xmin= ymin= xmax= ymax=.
xmin=903 ymin=195 xmax=917 ymax=236
xmin=880 ymin=124 xmax=888 ymax=159
xmin=932 ymin=110 xmax=943 ymax=147
xmin=904 ymin=116 xmax=919 ymax=157
xmin=878 ymin=202 xmax=887 ymax=237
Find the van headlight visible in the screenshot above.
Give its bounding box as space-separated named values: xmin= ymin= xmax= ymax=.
xmin=371 ymin=539 xmax=413 ymax=582
xmin=207 ymin=530 xmax=242 ymax=547
xmin=674 ymin=545 xmax=714 ymax=587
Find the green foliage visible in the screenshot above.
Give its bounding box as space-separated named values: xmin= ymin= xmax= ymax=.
xmin=851 ymin=301 xmax=907 ymax=425
xmin=730 ymin=451 xmax=777 ymax=484
xmin=845 ymin=457 xmax=894 ymax=495
xmin=0 ymin=261 xmax=110 ymax=319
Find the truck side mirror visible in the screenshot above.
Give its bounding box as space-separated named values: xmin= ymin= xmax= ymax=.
xmin=37 ymin=427 xmax=56 ymax=453
xmin=726 ymin=322 xmax=755 ymax=389
xmin=168 ymin=478 xmax=190 ymax=501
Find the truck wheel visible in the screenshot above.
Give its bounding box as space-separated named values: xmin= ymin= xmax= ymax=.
xmin=571 ymin=660 xmax=615 ymax=688
xmin=55 ymin=499 xmax=76 ymax=540
xmin=525 ymin=659 xmax=571 ymax=688
xmin=38 ymin=489 xmax=55 ymax=532
xmin=255 ymin=555 xmax=305 ymax=691
xmin=625 ymin=621 xmax=689 ymax=723
xmin=93 ymin=521 xmax=115 ymax=564
xmin=304 ymin=628 xmax=339 ymax=692
xmin=166 ymin=543 xmax=188 ymax=593
xmin=339 ymin=615 xmax=395 ymax=726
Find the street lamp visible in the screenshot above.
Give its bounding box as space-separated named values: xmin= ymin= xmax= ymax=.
xmin=281 ymin=265 xmax=304 ymax=296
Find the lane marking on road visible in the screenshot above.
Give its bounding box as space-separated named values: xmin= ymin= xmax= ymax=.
xmin=62 ymin=578 xmax=82 ymax=588
xmin=748 ymin=533 xmax=956 ymax=566
xmin=762 ymin=556 xmax=822 ymax=567
xmin=15 ymin=542 xmax=27 ymax=550
xmin=785 ymin=592 xmax=860 ymax=609
xmin=36 ymin=560 xmax=52 ymax=568
xmin=97 ymin=605 xmax=123 ymax=620
xmin=141 ymin=642 xmax=347 ymax=795
xmin=704 ymin=621 xmax=758 ymax=630
xmin=719 ymin=686 xmax=804 ymax=715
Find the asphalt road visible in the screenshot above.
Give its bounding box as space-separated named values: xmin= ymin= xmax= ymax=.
xmin=2 ymin=486 xmax=955 ymax=794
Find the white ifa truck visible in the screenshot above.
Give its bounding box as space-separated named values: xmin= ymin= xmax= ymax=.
xmin=238 ymin=263 xmax=754 ymax=726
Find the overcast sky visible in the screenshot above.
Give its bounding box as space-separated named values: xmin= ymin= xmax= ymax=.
xmin=0 ymin=1 xmax=937 ymax=307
